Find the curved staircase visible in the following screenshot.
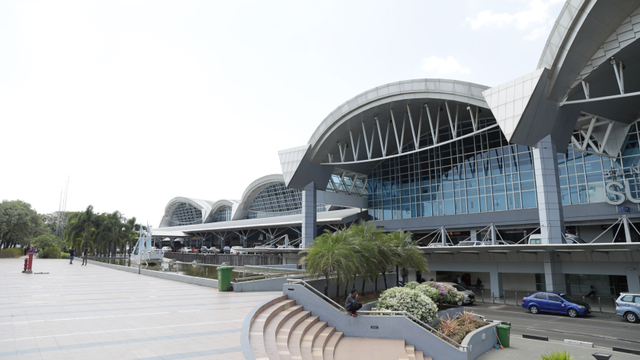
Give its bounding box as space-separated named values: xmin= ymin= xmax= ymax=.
xmin=247 ymin=297 xmax=431 ymax=360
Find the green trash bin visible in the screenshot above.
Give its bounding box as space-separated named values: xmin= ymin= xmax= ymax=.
xmin=496 ymin=324 xmax=511 ymax=348
xmin=217 ymin=266 xmax=233 ymax=292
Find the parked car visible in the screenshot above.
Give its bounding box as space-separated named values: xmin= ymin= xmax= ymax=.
xmin=565 ymin=233 xmax=587 ymax=244
xmin=161 ymin=246 xmax=171 ymax=253
xmin=457 ymin=241 xmax=484 ymax=246
xmin=180 ymin=247 xmax=192 ymax=253
xmin=522 ymin=292 xmax=591 ymax=317
xmin=223 ymin=246 xmax=231 ymax=254
xmin=615 ymin=293 xmax=640 ymax=323
xmin=439 ymin=282 xmax=476 ymax=305
xmin=230 ymin=246 xmax=247 ymax=255
xmin=482 ymin=240 xmax=516 ymax=245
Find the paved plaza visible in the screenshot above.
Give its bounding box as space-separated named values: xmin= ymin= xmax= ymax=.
xmin=0 ymin=257 xmax=280 ymax=360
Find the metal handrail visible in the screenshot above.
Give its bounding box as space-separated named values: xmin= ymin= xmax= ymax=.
xmin=286 ymin=278 xmax=472 ymax=352
xmin=287 ymin=278 xmax=347 ymax=311
xmin=358 ymin=310 xmax=469 ymax=351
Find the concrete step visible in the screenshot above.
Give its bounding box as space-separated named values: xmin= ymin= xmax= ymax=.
xmin=334 ymin=337 xmax=408 ymax=360
xmin=415 ymin=350 xmax=426 ymax=360
xmin=277 ymin=310 xmax=311 ymax=360
xmin=288 ymin=316 xmax=319 ymax=360
xmin=300 ymin=321 xmax=327 ymax=360
xmin=265 ymin=305 xmax=304 ymax=360
xmin=405 ymin=345 xmax=416 ymax=360
xmin=249 ymin=299 xmax=296 ymax=359
xmin=311 ymin=326 xmax=335 ymax=360
xmin=322 ymin=332 xmax=343 ymax=360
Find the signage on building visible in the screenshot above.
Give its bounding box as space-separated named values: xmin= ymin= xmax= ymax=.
xmin=605 ymin=179 xmax=640 ymax=205
xmin=604 ymin=165 xmax=640 ymax=205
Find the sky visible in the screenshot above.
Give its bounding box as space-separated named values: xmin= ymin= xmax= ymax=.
xmin=0 ymin=0 xmax=565 ymax=227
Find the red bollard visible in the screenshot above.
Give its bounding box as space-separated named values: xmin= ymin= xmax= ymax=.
xmin=24 ymin=258 xmax=28 ymax=272
xmin=28 ymin=253 xmax=33 ymax=271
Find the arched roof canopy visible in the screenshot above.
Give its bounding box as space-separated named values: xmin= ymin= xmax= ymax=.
xmin=233 ymin=174 xmax=302 ymax=220
xmin=483 ymin=0 xmax=640 ymax=154
xmin=159 ymin=197 xmax=214 ymax=227
xmin=284 ymin=79 xmax=492 ymax=187
xmin=204 ymin=199 xmax=240 ymax=223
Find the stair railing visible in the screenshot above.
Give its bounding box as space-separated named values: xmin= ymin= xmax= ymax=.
xmin=286 ymin=278 xmax=346 ymax=311
xmin=286 ymin=278 xmax=470 ymax=352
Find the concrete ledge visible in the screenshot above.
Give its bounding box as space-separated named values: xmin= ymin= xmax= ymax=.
xmin=461 ymin=321 xmax=500 ymax=357
xmin=88 ymin=260 xmax=219 ymax=288
xmin=564 ymin=339 xmax=594 ymax=347
xmin=283 ymin=283 xmax=479 ymax=360
xmin=240 ymin=295 xmax=286 ymax=360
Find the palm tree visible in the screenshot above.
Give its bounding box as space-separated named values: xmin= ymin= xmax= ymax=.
xmin=299 ymin=229 xmax=355 ymax=296
xmin=385 ymin=230 xmax=428 ymax=286
xmin=65 ymin=206 xmax=98 ymax=251
xmin=348 ymin=221 xmax=385 ymax=294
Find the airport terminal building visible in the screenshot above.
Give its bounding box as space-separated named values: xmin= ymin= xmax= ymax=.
xmin=153 ymin=0 xmax=640 ymax=300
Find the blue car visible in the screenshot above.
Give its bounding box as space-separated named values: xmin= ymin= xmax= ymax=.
xmin=522 ymin=292 xmax=591 ymax=317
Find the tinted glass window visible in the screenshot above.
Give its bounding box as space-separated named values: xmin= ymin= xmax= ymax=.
xmin=548 ymin=295 xmax=562 ymax=302
xmin=635 ymin=296 xmax=640 ymax=304
xmin=622 ymin=295 xmax=633 ymax=302
xmin=534 ymin=293 xmax=547 ymax=300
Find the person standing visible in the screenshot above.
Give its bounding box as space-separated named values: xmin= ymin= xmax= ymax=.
xmin=81 ymin=247 xmax=88 ymax=266
xmin=457 ymin=275 xmax=462 ymax=285
xmin=69 ymin=248 xmax=75 ymax=265
xmin=475 ymin=278 xmax=482 ymax=290
xmin=345 ymin=289 xmax=363 ymax=317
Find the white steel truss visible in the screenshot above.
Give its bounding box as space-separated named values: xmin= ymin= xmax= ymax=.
xmin=323 ymin=102 xmax=495 ymax=165
xmin=567 ymin=113 xmax=618 ymax=158
xmin=561 ymin=58 xmax=640 ymax=106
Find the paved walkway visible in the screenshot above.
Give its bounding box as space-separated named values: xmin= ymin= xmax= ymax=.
xmin=2 ymin=257 xmax=636 ymax=360
xmin=0 ymin=257 xmax=280 ymax=360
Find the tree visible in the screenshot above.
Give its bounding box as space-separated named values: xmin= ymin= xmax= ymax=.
xmin=0 ymin=200 xmax=47 ymax=249
xmin=347 ymin=221 xmax=385 ymax=294
xmin=33 ymin=233 xmax=63 ymax=250
xmin=65 ymin=205 xmax=98 ymax=251
xmin=300 ymin=229 xmax=355 ymax=296
xmin=385 ymin=230 xmax=428 ymax=286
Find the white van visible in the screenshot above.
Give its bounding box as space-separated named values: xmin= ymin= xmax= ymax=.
xmin=528 ymin=234 xmax=545 ymax=244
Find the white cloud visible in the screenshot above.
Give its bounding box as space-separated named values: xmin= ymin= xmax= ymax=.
xmin=422 ymin=56 xmax=470 ymax=77
xmin=466 ymin=0 xmax=564 ymax=40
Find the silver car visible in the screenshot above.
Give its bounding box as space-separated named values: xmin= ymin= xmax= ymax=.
xmin=615 ymin=293 xmax=640 ymax=323
xmin=439 ymin=282 xmax=476 ymax=305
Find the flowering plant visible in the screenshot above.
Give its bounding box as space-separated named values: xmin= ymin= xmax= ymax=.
xmin=374 ymin=286 xmax=438 ymax=323
xmin=421 ymin=282 xmax=466 ymax=305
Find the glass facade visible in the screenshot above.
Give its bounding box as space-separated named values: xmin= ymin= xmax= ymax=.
xmin=558 ymin=122 xmax=640 ymax=205
xmin=170 ymin=202 xmax=202 ymax=226
xmin=367 ymin=117 xmax=538 ymax=220
xmin=210 ymin=206 xmax=232 ymax=222
xmin=367 ymin=117 xmax=640 ymax=220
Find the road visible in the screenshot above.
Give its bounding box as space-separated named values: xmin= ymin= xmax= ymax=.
xmin=465 ymin=302 xmax=640 ymax=353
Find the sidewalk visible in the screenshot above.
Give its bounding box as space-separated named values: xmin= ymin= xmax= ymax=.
xmin=478 ymin=336 xmax=638 ymax=360
xmin=0 ymin=256 xmax=281 ymax=360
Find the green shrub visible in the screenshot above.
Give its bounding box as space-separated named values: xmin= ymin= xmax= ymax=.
xmin=0 ymin=248 xmax=23 ymax=258
xmin=374 ymin=286 xmax=438 ymax=323
xmin=39 ymin=247 xmax=61 ymax=259
xmin=434 ymin=311 xmax=488 ymax=345
xmin=540 ymin=350 xmax=574 ymax=360
xmin=59 ymin=252 xmax=70 ymax=259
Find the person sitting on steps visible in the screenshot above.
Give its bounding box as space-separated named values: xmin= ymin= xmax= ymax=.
xmin=345 ymin=289 xmax=363 ymax=317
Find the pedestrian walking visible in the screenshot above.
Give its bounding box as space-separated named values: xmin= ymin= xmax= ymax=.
xmin=69 ymin=248 xmax=75 ymax=264
xmin=81 ymin=247 xmax=88 ymax=266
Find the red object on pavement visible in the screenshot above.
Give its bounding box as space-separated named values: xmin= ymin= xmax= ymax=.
xmin=27 ymin=253 xmax=33 ymax=271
